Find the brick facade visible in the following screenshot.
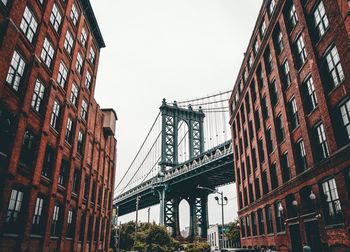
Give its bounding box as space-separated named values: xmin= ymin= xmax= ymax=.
xmin=0 ymin=0 xmax=117 ymax=251
xmin=229 ymin=0 xmax=350 ymax=251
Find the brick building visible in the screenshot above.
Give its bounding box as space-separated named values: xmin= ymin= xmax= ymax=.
xmin=229 ymin=0 xmax=350 ymax=251
xmin=0 ymin=0 xmax=117 ymax=251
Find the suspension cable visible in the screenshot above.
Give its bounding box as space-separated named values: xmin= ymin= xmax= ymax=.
xmin=114 ymin=112 xmax=161 ymax=192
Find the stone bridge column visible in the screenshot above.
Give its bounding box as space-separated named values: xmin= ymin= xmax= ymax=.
xmin=189 ymin=196 xmax=198 ymax=239
xmin=200 ymin=194 xmax=209 ymax=238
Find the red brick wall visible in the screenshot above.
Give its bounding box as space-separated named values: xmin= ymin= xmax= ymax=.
xmin=0 ymin=1 xmax=116 ymax=251
xmin=229 ymin=0 xmax=350 ymax=251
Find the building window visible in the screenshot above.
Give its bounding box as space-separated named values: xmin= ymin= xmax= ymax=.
xmin=252 ymin=149 xmax=257 ymax=170
xmin=254 ymin=178 xmax=261 ymax=199
xmin=257 ymin=64 xmax=264 ymax=89
xmin=254 ymin=110 xmax=261 ymax=131
xmin=6 ymin=51 xmax=26 ymax=92
xmin=281 ymin=152 xmax=290 ymax=183
xmin=266 ymin=128 xmax=273 ymax=154
xmin=281 ymin=60 xmax=291 ymax=90
xmin=65 ymin=118 xmax=74 ymax=144
xmin=72 ymin=169 xmax=80 ymax=194
xmin=275 ymin=201 xmax=285 ymax=232
xmin=246 ymin=215 xmax=251 ymax=237
xmin=50 ymin=100 xmax=61 ymax=131
xmin=339 ymin=99 xmax=350 ymax=143
xmin=268 ymin=0 xmax=275 ymax=16
xmin=79 ymin=212 xmax=86 ymax=241
xmin=248 ymin=54 xmax=253 ymax=70
xmin=58 ymin=159 xmax=69 ymax=187
xmin=295 ymin=139 xmax=307 ymax=174
xmin=20 ymin=6 xmax=38 ymax=43
xmin=276 ymin=114 xmax=285 ymax=144
xmin=260 ymin=20 xmax=266 ymax=38
xmin=288 ymin=4 xmax=298 ymax=30
xmin=70 ymin=82 xmax=79 ymax=107
xmin=20 ymin=129 xmax=37 ymax=167
xmin=70 ymin=3 xmax=79 ymax=26
xmin=264 ymin=47 xmax=273 ymax=75
xmin=49 ymin=3 xmax=62 ymax=32
xmin=250 ymin=82 xmax=256 ymax=103
xmin=77 ymin=131 xmax=84 ymax=155
xmin=269 ymin=80 xmax=278 ymax=107
xmin=81 ymin=27 xmax=88 ymax=47
xmin=262 ymin=170 xmax=269 ymax=194
xmin=240 ymin=218 xmax=246 ymax=238
xmin=85 ymin=71 xmax=92 ymax=90
xmin=32 ymin=197 xmax=44 ymax=234
xmin=313 ymin=123 xmax=329 ymax=161
xmin=273 ymin=26 xmax=284 ymax=54
xmin=57 ymin=61 xmax=68 ymax=89
xmin=288 ymin=97 xmax=299 ymax=130
xmin=262 ymin=96 xmax=268 ymax=120
xmin=286 ymin=194 xmax=297 ymax=218
xmin=313 ymin=1 xmax=329 ymax=39
xmin=81 ymin=99 xmax=88 ymax=121
xmin=258 ymin=208 xmax=265 ymax=235
xmin=0 ymin=107 xmax=14 ymax=155
xmin=265 ymin=205 xmax=273 ymax=234
xmin=300 ymin=186 xmax=314 ymax=214
xmin=89 ymin=47 xmax=96 ymax=64
xmin=51 ymin=203 xmax=62 ymax=237
xmin=83 ymin=175 xmax=90 ymax=199
xmin=64 ymin=30 xmax=74 ymax=55
xmin=31 ymin=79 xmax=45 ymax=114
xmin=321 ymin=178 xmax=343 ymax=225
xmin=248 ymin=120 xmax=254 ymax=140
xmin=66 ymin=209 xmax=75 ymax=238
xmin=5 ymin=189 xmax=24 ymax=233
xmin=76 ymin=52 xmax=83 ymax=74
xmin=302 ymin=76 xmax=318 ymax=114
xmin=42 ymin=145 xmax=55 ymax=178
xmin=253 ymin=39 xmax=259 ymax=56
xmin=324 ymin=46 xmax=345 ymax=90
xmin=258 ymin=138 xmax=265 ymax=163
xmin=345 ymin=168 xmax=350 ymax=198
xmin=270 ymin=163 xmax=278 ymax=190
xmin=295 ymin=35 xmax=307 ymax=68
xmin=41 ymin=38 xmax=55 ymax=68
xmin=251 ymin=212 xmax=257 ymax=236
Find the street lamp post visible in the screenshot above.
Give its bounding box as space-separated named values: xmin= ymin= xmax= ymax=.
xmin=197 ymin=185 xmax=227 ymax=250
xmin=112 ymin=207 xmax=119 ymax=251
xmin=133 ymin=196 xmax=141 ymax=250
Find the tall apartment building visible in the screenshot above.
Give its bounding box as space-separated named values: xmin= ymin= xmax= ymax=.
xmin=229 ymin=0 xmax=350 ymax=251
xmin=0 ymin=0 xmax=117 ymax=251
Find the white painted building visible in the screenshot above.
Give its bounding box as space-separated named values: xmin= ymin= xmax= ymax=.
xmin=207 ymin=224 xmax=238 ymax=251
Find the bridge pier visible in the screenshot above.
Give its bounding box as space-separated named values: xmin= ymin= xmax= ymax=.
xmin=187 ymin=194 xmax=209 ymax=240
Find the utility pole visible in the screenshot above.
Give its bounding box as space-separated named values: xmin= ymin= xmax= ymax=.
xmin=147 ymin=207 xmax=150 ymax=223
xmin=133 ymin=196 xmax=141 ymax=250
xmin=197 ymin=185 xmax=227 ymax=250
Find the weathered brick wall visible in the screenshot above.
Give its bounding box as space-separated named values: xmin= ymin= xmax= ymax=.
xmin=0 ymin=1 xmax=116 ymax=252
xmin=229 ymin=0 xmax=350 ymax=251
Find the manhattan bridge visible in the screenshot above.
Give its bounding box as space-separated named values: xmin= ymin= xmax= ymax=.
xmin=113 ymin=91 xmax=235 ymax=239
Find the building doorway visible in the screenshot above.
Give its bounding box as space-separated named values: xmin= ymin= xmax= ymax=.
xmin=305 ymin=220 xmax=322 ymax=252
xmin=289 ymin=223 xmax=302 ymax=252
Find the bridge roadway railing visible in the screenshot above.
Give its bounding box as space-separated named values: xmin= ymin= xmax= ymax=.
xmin=114 ymin=140 xmax=232 ymax=204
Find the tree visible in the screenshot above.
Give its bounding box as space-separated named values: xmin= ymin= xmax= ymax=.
xmin=117 ymin=222 xmax=180 ymax=252
xmin=185 ymin=242 xmax=210 ymax=252
xmin=225 ymin=220 xmax=240 ymax=244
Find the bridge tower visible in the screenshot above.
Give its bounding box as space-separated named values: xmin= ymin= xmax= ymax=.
xmin=154 ymin=99 xmax=208 ymax=239
xmin=159 ymin=98 xmax=205 ymax=168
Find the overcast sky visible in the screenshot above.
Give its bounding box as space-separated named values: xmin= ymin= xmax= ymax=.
xmin=90 ymin=0 xmax=262 ymax=229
